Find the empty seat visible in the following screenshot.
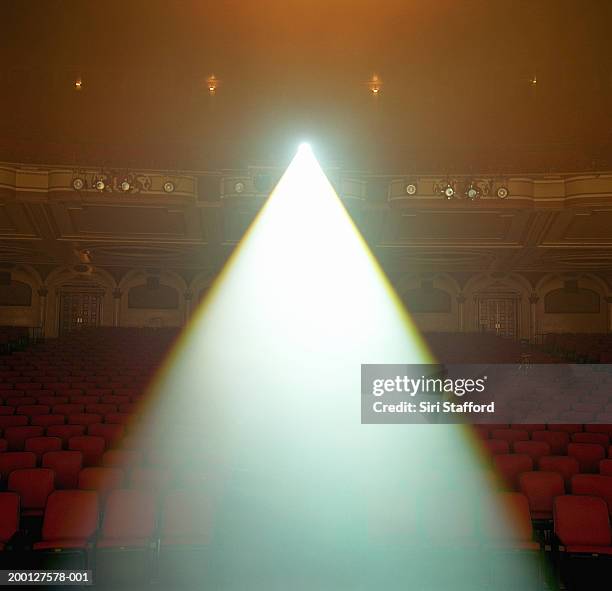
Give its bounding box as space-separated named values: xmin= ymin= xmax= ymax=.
xmin=68 ymin=436 xmax=105 ymax=467
xmin=87 ymin=423 xmax=125 ymax=448
xmin=571 ymin=474 xmax=612 ymax=515
xmin=7 ymin=468 xmax=54 ymax=516
xmin=102 ymin=449 xmax=142 ymax=470
xmin=0 ymin=493 xmax=19 ymax=550
xmin=85 ymin=404 xmax=116 ymax=416
xmin=24 ymin=436 xmax=62 ymax=462
xmin=0 ymin=451 xmax=36 ymax=480
xmin=6 ymin=397 xmax=35 ymax=407
xmin=0 ymin=439 xmax=7 ymax=452
xmin=482 ymin=439 xmax=510 ymax=456
xmin=548 ymin=424 xmax=582 ymax=434
xmin=0 ymin=406 xmax=14 ymax=416
xmin=15 ymin=404 xmax=49 ymax=417
xmin=554 ymin=495 xmax=612 ymax=554
xmin=128 ymin=467 xmax=170 ymax=492
xmin=600 ymin=460 xmax=612 ymax=477
xmin=33 ymin=490 xmax=98 ymax=555
xmin=31 ymin=414 xmax=65 ymax=428
xmin=513 ymin=440 xmax=551 ymax=463
xmin=492 ymin=429 xmax=529 ymax=443
xmin=519 ymin=471 xmax=565 ymax=520
xmin=493 ymin=454 xmax=534 ymax=491
xmin=0 ymin=415 xmax=28 ymax=429
xmin=46 ymin=424 xmax=85 ymax=445
xmin=481 ymin=491 xmax=539 ymax=550
xmin=4 ymin=425 xmax=44 ymax=451
xmin=68 ymin=413 xmax=102 ymax=427
xmin=52 ymin=403 xmax=84 ymax=416
xmin=42 ymin=451 xmax=83 ymax=489
xmin=539 ymin=455 xmax=580 ymax=485
xmin=105 ymin=412 xmax=135 ymax=426
xmin=94 ymin=489 xmax=157 ymax=585
xmin=532 ymin=430 xmax=570 ymax=455
xmin=573 ymin=432 xmax=609 ymax=446
xmin=568 ymin=443 xmax=606 ymax=474
xmin=36 ymin=396 xmax=68 ymax=407
xmin=78 ymin=467 xmax=124 ymax=503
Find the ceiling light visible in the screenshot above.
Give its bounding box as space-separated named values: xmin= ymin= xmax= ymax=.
xmin=94 ymin=179 xmax=106 ymax=191
xmin=119 ymin=179 xmax=131 ymax=192
xmin=443 ymin=184 xmax=455 ymax=199
xmin=163 ymin=181 xmax=175 ymax=193
xmin=74 ymin=77 xmax=83 ymax=91
xmin=207 ymin=74 xmax=218 ymax=96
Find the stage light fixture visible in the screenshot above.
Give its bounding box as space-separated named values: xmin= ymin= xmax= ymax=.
xmin=74 ymin=77 xmax=83 ymax=91
xmin=207 ymin=74 xmax=218 ymax=96
xmin=234 ymin=181 xmax=245 ymax=194
xmin=497 ymin=186 xmax=509 ymax=199
xmin=119 ymin=179 xmax=132 ymax=192
xmin=443 ymin=184 xmax=455 ymax=199
xmin=72 ymin=177 xmax=85 ymax=191
xmin=405 ymin=182 xmax=418 ymax=196
xmin=94 ymin=178 xmax=106 ymax=191
xmin=368 ymin=74 xmax=382 ymax=96
xmin=163 ymin=181 xmax=176 ymax=193
xmin=465 ymin=183 xmax=480 ymax=200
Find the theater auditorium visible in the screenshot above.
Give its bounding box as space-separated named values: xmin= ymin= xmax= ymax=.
xmin=1 ymin=2 xmax=612 ymax=589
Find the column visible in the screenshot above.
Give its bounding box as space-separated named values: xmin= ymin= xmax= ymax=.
xmin=529 ymin=293 xmax=539 ymax=343
xmin=473 ymin=295 xmax=480 ymax=331
xmin=456 ymin=294 xmax=466 ymax=332
xmin=37 ymin=287 xmax=48 ymax=338
xmin=112 ymin=289 xmax=122 ymax=327
xmin=607 ymin=297 xmax=612 ymax=333
xmin=184 ymin=290 xmax=193 ymax=325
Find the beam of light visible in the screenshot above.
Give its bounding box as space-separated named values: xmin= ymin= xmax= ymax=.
xmin=137 ymin=145 xmax=545 ymax=590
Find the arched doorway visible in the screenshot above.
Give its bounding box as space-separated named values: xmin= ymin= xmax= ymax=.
xmin=58 ymin=282 xmax=105 ymax=335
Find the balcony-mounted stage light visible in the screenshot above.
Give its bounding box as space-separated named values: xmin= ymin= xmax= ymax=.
xmin=405 ymin=182 xmax=418 ymax=196
xmin=465 ymin=183 xmax=481 ymax=200
xmin=72 ymin=177 xmax=86 ymax=191
xmin=207 ymin=74 xmax=218 ymax=96
xmin=94 ymin=178 xmax=106 ymax=192
xmin=74 ymin=77 xmax=83 ymax=91
xmin=368 ymin=74 xmax=382 ymax=96
xmin=442 ymin=183 xmax=455 ymax=199
xmin=163 ymin=181 xmax=176 ymax=193
xmin=497 ymin=186 xmax=509 ymax=199
xmin=119 ymin=179 xmax=132 ymax=192
xmin=234 ymin=181 xmax=245 ymax=194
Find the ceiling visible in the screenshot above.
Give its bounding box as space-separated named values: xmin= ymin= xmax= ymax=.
xmin=2 ymin=1 xmax=612 ymax=172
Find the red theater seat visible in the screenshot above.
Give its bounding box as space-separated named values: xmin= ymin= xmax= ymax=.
xmin=513 ymin=440 xmax=551 ymax=463
xmin=128 ymin=467 xmax=170 ymax=493
xmin=0 ymin=492 xmax=19 ymax=550
xmin=24 ymin=436 xmax=62 ymax=462
xmin=491 ymin=429 xmax=529 ymax=443
xmin=68 ymin=413 xmax=102 ymax=427
xmin=568 ymin=443 xmax=606 ymax=474
xmin=4 ymin=425 xmax=44 ymax=451
xmin=482 ymin=492 xmax=539 ymax=550
xmin=7 ymin=468 xmax=54 ymax=516
xmin=0 ymin=452 xmax=36 ymax=480
xmin=571 ymin=474 xmax=612 ymax=515
xmin=42 ymin=451 xmax=83 ymax=489
xmin=102 ymin=449 xmax=142 ymax=469
xmin=554 ymin=495 xmax=612 ymax=555
xmin=31 ymin=414 xmax=65 ymax=428
xmin=33 ymin=490 xmax=98 ymax=552
xmin=494 ymin=454 xmax=534 ymax=491
xmin=52 ymin=403 xmax=84 ymax=416
xmin=538 ymin=455 xmax=580 ymax=485
xmin=78 ymin=467 xmax=124 ymax=504
xmin=46 ymin=424 xmax=85 ymax=445
xmin=68 ymin=436 xmax=105 ymax=467
xmin=572 ymin=432 xmax=609 ymax=446
xmin=600 ymin=460 xmax=612 ymax=477
xmin=519 ymin=471 xmax=565 ymax=520
xmin=482 ymin=439 xmax=510 ymax=456
xmin=96 ymin=489 xmax=156 ymax=549
xmin=532 ymin=430 xmax=570 ymax=455
xmin=0 ymin=415 xmax=28 ymax=429
xmin=87 ymin=423 xmax=125 ymax=448
xmin=15 ymin=404 xmax=49 ymax=417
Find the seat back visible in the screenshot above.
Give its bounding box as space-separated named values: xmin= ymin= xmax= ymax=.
xmin=538 ymin=455 xmax=580 ymax=484
xmin=100 ymin=489 xmax=156 ymax=541
xmin=519 ymin=471 xmax=565 ymax=518
xmin=24 ymin=436 xmax=62 ymax=462
xmin=493 ymin=454 xmax=533 ymax=490
xmin=41 ymin=490 xmax=98 ymax=543
xmin=554 ymin=495 xmax=611 ymax=547
xmin=8 ymin=468 xmax=55 ymax=511
xmin=78 ymin=468 xmax=124 ymax=503
xmin=568 ymin=443 xmax=606 ymax=474
xmin=571 ymin=474 xmax=612 ymax=514
xmin=0 ymin=492 xmax=19 ymax=544
xmin=42 ymin=451 xmax=83 ymax=489
xmin=0 ymin=451 xmax=36 ymax=480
